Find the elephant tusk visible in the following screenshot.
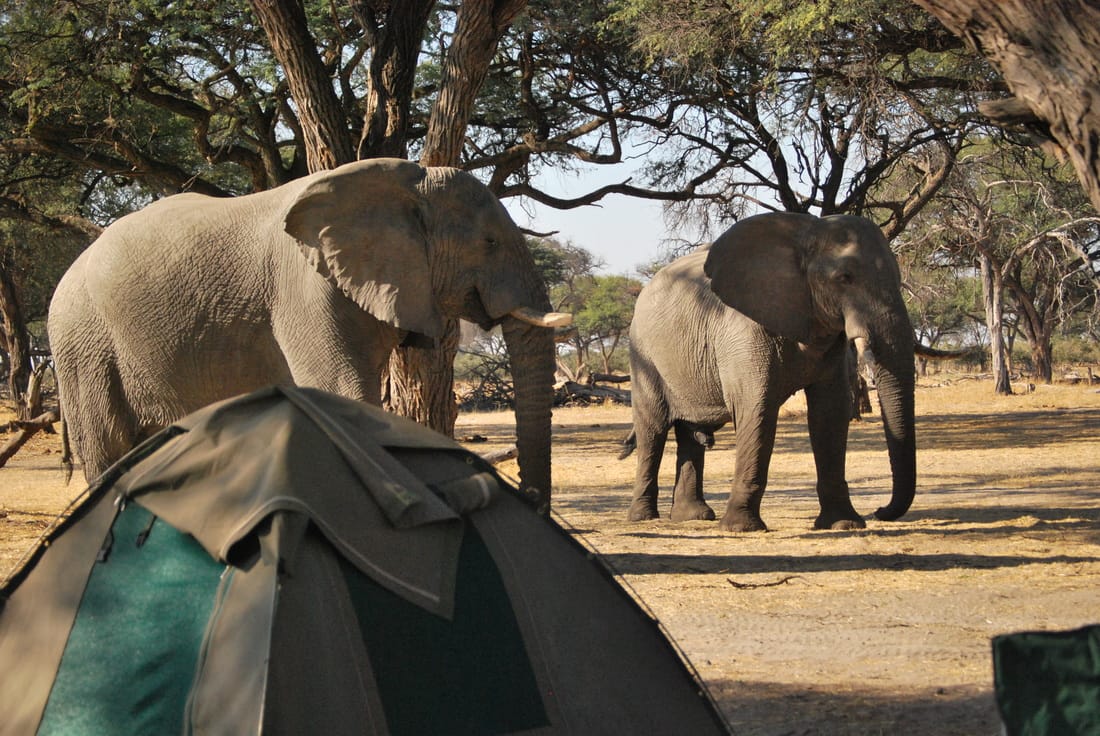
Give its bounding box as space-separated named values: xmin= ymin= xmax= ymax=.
xmin=853 ymin=337 xmax=878 ymax=375
xmin=509 ymin=306 xmax=573 ymax=329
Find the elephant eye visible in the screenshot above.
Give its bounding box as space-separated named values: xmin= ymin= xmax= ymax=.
xmin=485 ymin=237 xmax=498 ymax=249
xmin=835 ymin=270 xmax=854 ymax=285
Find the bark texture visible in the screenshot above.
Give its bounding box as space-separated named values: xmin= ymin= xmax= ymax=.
xmin=914 ymin=0 xmax=1100 ymax=211
xmin=0 ymin=263 xmax=30 ymax=418
xmin=384 ymin=322 xmax=462 ymax=437
xmin=980 ymin=251 xmax=1013 ymax=395
xmin=250 ymin=0 xmax=356 ymax=172
xmin=354 ymin=0 xmax=437 ymax=159
xmin=420 ymin=0 xmax=527 ymax=167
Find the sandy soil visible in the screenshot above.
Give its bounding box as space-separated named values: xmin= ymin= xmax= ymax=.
xmin=3 ymin=376 xmax=1099 ymax=735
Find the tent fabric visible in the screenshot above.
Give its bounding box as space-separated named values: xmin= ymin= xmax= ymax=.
xmin=38 ymin=507 xmax=222 ymax=734
xmin=993 ymin=625 xmax=1100 ymax=735
xmin=0 ymin=385 xmax=731 ymax=735
xmin=115 ymin=387 xmax=473 ymax=618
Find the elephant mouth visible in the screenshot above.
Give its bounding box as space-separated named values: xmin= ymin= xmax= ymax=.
xmin=462 ymin=288 xmax=572 ymax=331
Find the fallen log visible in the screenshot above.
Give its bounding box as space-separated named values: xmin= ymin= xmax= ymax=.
xmin=0 ymin=409 xmax=59 ymax=468
xmin=480 ymin=445 xmax=518 ymax=465
xmin=555 ymin=380 xmax=631 ymax=406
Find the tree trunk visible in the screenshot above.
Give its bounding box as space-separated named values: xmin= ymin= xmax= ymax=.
xmin=914 ymin=1 xmax=1100 ymax=212
xmin=384 ymin=320 xmax=461 ymax=436
xmin=420 ymin=0 xmax=527 ymax=167
xmin=354 ymin=0 xmax=436 ymax=159
xmin=0 ymin=262 xmax=31 ymax=417
xmin=249 ymin=0 xmax=356 ymax=172
xmin=1031 ymin=340 xmax=1053 ymax=384
xmin=385 ymin=0 xmax=528 ymax=436
xmin=979 ymin=251 xmax=1013 ymax=395
xmin=1005 ymin=275 xmax=1056 ymax=383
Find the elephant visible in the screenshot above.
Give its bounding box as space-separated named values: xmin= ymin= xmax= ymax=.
xmin=622 ymin=212 xmax=916 ymax=532
xmin=48 ymin=158 xmax=569 ymax=505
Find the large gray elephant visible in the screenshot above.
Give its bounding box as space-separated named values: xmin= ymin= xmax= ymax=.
xmin=48 ymin=158 xmax=569 ymax=504
xmin=623 ymin=212 xmax=916 ymax=532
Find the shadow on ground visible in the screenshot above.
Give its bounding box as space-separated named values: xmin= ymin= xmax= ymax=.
xmin=596 ymin=549 xmax=1096 ymax=576
xmin=708 ymin=679 xmax=999 ymax=736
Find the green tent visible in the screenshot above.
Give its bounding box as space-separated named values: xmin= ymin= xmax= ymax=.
xmin=0 ymin=386 xmax=729 ymax=735
xmin=994 ymin=625 xmax=1100 ymax=736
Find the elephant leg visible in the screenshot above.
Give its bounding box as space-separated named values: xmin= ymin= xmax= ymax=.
xmin=61 ymin=360 xmax=139 ymax=482
xmin=627 ymin=421 xmax=668 ymax=522
xmin=805 ymin=378 xmax=866 ymax=530
xmin=669 ymin=421 xmax=716 ymax=522
xmin=718 ymin=408 xmax=777 ymax=532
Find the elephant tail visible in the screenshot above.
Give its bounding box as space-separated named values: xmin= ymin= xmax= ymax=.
xmin=618 ymin=430 xmax=636 ymax=460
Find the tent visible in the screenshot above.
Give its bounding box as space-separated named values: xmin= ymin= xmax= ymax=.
xmin=0 ymin=386 xmax=730 ymax=735
xmin=993 ymin=625 xmax=1100 ymax=735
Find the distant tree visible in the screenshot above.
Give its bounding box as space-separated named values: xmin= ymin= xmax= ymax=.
xmin=526 ymin=237 xmax=571 ymax=295
xmin=900 ymin=258 xmax=982 ymax=350
xmin=904 ymin=143 xmax=1100 ymax=388
xmin=571 ymin=275 xmax=642 ymax=375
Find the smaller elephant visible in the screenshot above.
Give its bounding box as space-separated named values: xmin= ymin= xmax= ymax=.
xmin=623 ymin=212 xmax=916 ymax=532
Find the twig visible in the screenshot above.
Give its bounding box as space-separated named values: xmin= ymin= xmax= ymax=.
xmin=727 ymin=575 xmax=806 ymax=589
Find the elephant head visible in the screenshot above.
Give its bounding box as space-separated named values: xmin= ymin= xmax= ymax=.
xmin=704 ymin=212 xmax=916 ymax=521
xmin=282 ymin=158 xmax=568 ymax=505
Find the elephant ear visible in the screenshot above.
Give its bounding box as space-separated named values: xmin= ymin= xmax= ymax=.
xmin=703 ymin=212 xmax=818 ymax=344
xmin=283 ymin=158 xmax=445 ymax=338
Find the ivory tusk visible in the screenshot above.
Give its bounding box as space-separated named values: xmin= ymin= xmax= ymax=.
xmin=509 ymin=306 xmax=574 ymax=328
xmin=853 ymin=336 xmax=877 ymax=371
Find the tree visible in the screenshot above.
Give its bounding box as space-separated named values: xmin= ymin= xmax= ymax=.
xmin=0 ymin=255 xmax=29 ymax=411
xmin=571 ymin=275 xmax=640 ymax=375
xmin=606 ymin=0 xmax=1002 ymax=239
xmin=0 ymin=152 xmax=99 ymax=415
xmin=899 ymin=257 xmax=983 ymax=373
xmin=914 ymin=1 xmax=1100 ymax=213
xmin=552 ymin=272 xmax=640 ymax=380
xmin=902 ymin=144 xmax=1100 ymax=388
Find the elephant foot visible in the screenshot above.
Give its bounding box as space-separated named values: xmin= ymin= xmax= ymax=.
xmin=670 ymin=500 xmax=716 ymax=523
xmin=814 ymin=511 xmax=867 ymax=530
xmin=627 ymin=498 xmax=660 ymax=522
xmin=718 ymin=511 xmax=768 ymax=533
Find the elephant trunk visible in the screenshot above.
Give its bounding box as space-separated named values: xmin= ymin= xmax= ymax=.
xmin=501 ymin=315 xmax=556 ymax=514
xmin=870 ymin=320 xmax=917 ymax=521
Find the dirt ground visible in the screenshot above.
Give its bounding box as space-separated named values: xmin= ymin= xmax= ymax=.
xmin=3 ymin=375 xmax=1099 ymax=735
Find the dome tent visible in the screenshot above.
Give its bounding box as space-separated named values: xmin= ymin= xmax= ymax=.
xmin=0 ymin=386 xmax=729 ymax=735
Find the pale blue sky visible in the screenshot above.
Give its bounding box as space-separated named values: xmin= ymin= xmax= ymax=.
xmin=502 ymin=161 xmax=696 ymax=277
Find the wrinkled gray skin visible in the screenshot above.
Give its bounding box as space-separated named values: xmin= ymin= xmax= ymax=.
xmin=624 ymin=212 xmax=916 ymax=532
xmin=49 ymin=159 xmax=563 ymax=502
